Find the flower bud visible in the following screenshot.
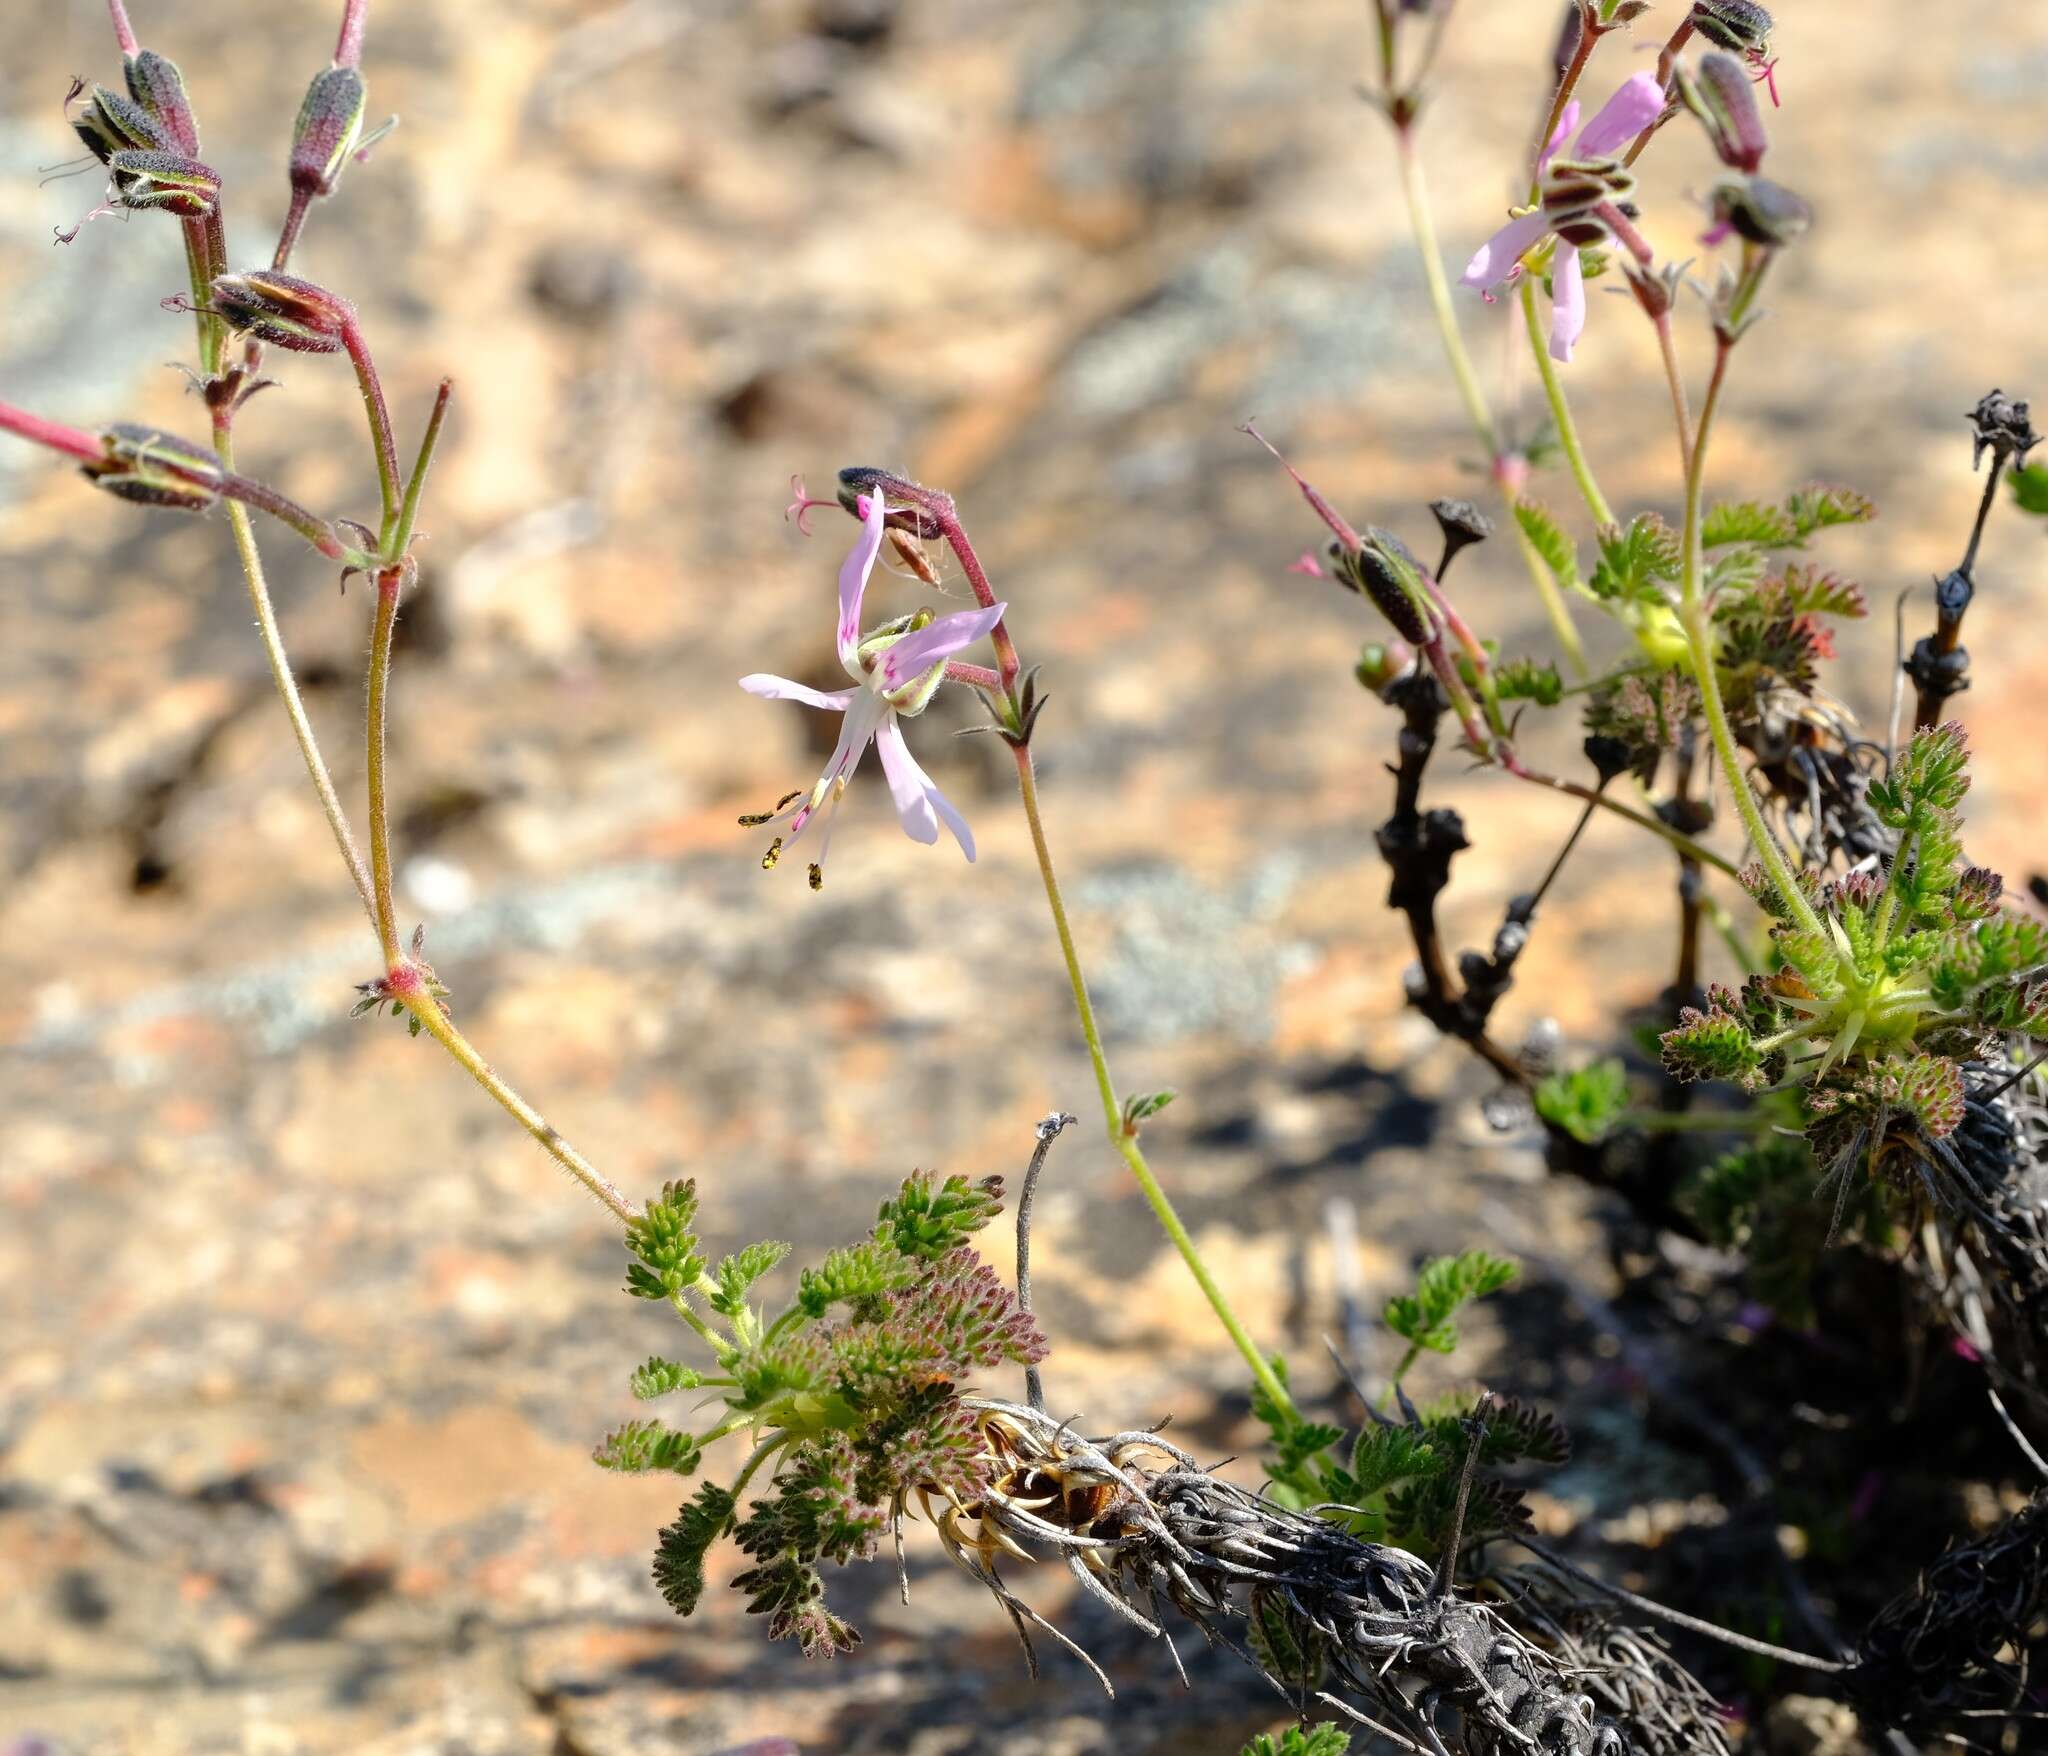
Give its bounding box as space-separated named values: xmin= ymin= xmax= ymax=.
xmin=1681 ymin=52 xmax=1768 ymax=172
xmin=122 ymin=50 xmax=201 ymax=156
xmin=290 ymin=65 xmax=368 ymax=197
xmin=1355 ymin=639 xmax=1417 ymax=694
xmin=106 ymin=150 xmax=220 ymax=219
xmin=1710 ymin=176 xmax=1810 ymax=246
xmin=1336 ymin=529 xmax=1433 ymax=646
xmin=81 ymin=424 xmax=223 ymax=511
xmin=1690 ymin=0 xmax=1773 ymax=54
xmin=209 ymin=270 xmax=355 ymax=353
xmin=70 ymin=81 xmax=167 ymax=163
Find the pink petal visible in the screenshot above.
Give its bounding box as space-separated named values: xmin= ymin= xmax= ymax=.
xmin=739 ymin=673 xmax=858 ymax=710
xmin=1572 ymin=71 xmax=1665 ymax=160
xmin=1538 ymin=99 xmax=1580 ymax=173
xmin=874 ymin=602 xmax=1007 ymax=691
xmin=837 ymin=490 xmax=886 ymax=668
xmin=876 ymin=720 xmax=974 ymax=860
xmin=1461 ymin=210 xmax=1549 ymax=293
xmin=1548 ymin=245 xmax=1586 ymax=364
xmin=873 ymin=717 xmax=939 ymax=845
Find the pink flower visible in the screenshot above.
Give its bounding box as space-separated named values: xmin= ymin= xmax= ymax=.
xmin=739 ymin=489 xmax=1004 ymax=886
xmin=1460 ymin=71 xmax=1665 ymax=364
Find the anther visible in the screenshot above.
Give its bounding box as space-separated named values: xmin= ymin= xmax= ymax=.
xmin=761 ymin=837 xmax=783 ymax=871
xmin=808 ymin=863 xmax=823 ymax=892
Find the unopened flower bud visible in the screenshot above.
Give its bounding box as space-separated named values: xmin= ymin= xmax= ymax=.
xmin=1968 ymin=389 xmax=2040 ymax=469
xmin=290 ymin=65 xmax=368 ymax=197
xmin=1336 ymin=528 xmax=1433 ymax=646
xmin=1690 ymin=0 xmax=1773 ymax=54
xmin=209 ymin=270 xmax=354 ymax=353
xmin=1356 ymin=639 xmax=1417 ymax=694
xmin=122 ymin=50 xmax=201 ymax=156
xmin=106 ymin=150 xmax=220 ymax=219
xmin=1710 ymin=176 xmax=1810 ymax=247
xmin=70 ymin=81 xmax=167 ymax=163
xmin=82 ymin=424 xmax=223 ymax=511
xmin=1682 ymin=52 xmax=1768 ymax=172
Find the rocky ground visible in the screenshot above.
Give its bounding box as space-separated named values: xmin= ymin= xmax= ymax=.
xmin=3 ymin=1 xmax=2047 ymax=1752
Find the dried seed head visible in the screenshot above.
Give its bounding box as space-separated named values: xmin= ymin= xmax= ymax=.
xmin=1968 ymin=389 xmax=2039 ymax=469
xmin=1690 ymin=0 xmax=1773 ymax=54
xmin=81 ymin=424 xmax=223 ymax=511
xmin=1336 ymin=529 xmax=1432 ymax=645
xmin=122 ymin=49 xmax=201 ymax=156
xmin=1429 ymin=497 xmax=1492 ymax=578
xmin=209 ymin=271 xmax=354 ymax=354
xmin=1682 ymin=51 xmax=1769 ymax=172
xmin=290 ymin=65 xmax=368 ymax=197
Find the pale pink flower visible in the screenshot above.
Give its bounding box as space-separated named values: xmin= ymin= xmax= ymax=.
xmin=1460 ymin=71 xmax=1665 ymax=364
xmin=740 ymin=489 xmax=1004 ymax=885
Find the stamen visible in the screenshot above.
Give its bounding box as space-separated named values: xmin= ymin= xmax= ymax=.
xmin=761 ymin=836 xmax=783 ymax=871
xmin=808 ymin=863 xmax=823 ymax=892
xmin=737 ymin=789 xmax=805 ymax=827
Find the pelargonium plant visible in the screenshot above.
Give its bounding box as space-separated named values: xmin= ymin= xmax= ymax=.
xmin=7 ymin=1 xmax=2048 ymax=1751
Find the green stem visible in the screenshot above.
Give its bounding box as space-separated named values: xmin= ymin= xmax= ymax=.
xmin=1011 ymin=744 xmax=1296 ymax=1419
xmin=340 ymin=318 xmax=401 ymax=544
xmin=1520 ymin=278 xmax=1613 ymax=528
xmin=1678 ymin=342 xmax=1830 ymax=945
xmin=1390 ymin=125 xmax=1587 ymax=676
xmin=212 ymin=427 xmax=375 ymax=925
xmin=1504 ymin=762 xmax=1740 ymax=877
xmin=391 ymin=378 xmax=453 ymax=560
xmin=366 ymin=572 xmax=403 ymax=966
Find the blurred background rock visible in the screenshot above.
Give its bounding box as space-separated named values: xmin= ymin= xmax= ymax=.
xmin=1 ymin=1 xmax=2044 ymax=1750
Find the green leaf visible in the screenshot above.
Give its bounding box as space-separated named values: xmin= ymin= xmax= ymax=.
xmin=1867 ymin=721 xmax=1971 ymax=828
xmin=1121 ymin=1089 xmax=1177 ymax=1130
xmin=795 ymin=1238 xmax=918 ymax=1319
xmin=1703 ymin=500 xmax=1799 ymax=548
xmin=631 ymin=1356 xmax=709 ymax=1401
xmin=652 ymin=1481 xmax=737 ymax=1618
xmin=874 ymin=1172 xmax=1004 ymax=1262
xmin=1784 ymin=483 xmax=1876 ymax=537
xmin=1705 ymin=545 xmax=1767 ymax=598
xmin=1246 ymin=1588 xmax=1325 ymax=1691
xmin=1240 ymin=1725 xmax=1352 ymax=1756
xmin=1514 ymin=498 xmax=1583 ymax=597
xmin=1930 ymin=917 xmax=2048 ymax=1012
xmin=2011 ymin=462 xmax=2048 ymax=517
xmin=594 ymin=1417 xmax=701 ymax=1475
xmin=708 ymin=1240 xmax=793 ymax=1318
xmin=1484 ymin=1395 xmax=1573 ymax=1466
xmin=624 ymin=1179 xmax=705 ymax=1301
xmin=1351 ymin=1422 xmax=1438 ymax=1496
xmin=1495 ymin=656 xmax=1564 ymax=707
xmin=1660 ymin=999 xmax=1768 ymax=1090
xmin=1588 ymin=513 xmax=1680 ymax=602
xmin=1384 ymin=1250 xmax=1518 ymax=1355
xmin=1533 ymin=1058 xmax=1630 ymax=1145
xmin=1768 ymin=562 xmax=1866 ymax=619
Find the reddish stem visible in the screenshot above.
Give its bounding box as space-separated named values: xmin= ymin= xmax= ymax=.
xmin=339 ymin=317 xmax=400 ymax=542
xmin=929 ymin=510 xmax=1023 ymax=693
xmin=0 ymin=400 xmax=105 ymax=463
xmin=336 ymin=0 xmax=369 ymax=68
xmin=1624 ymin=18 xmax=1695 ymax=167
xmin=944 ymin=660 xmax=1002 ymax=691
xmin=106 ymin=0 xmax=139 ymax=55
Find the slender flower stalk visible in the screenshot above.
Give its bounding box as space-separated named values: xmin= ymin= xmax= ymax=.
xmin=1530 ymin=11 xmax=1603 ymax=198
xmin=212 ymin=429 xmax=377 ymax=925
xmin=1010 ymin=744 xmax=1297 ymax=1420
xmin=106 ymin=0 xmax=139 ymax=55
xmin=1391 ymin=126 xmax=1588 ymax=674
xmin=0 ymin=402 xmax=104 ymax=462
xmin=340 ymin=318 xmax=402 ymax=543
xmin=1518 ymin=279 xmax=1614 ymax=527
xmin=366 ymin=569 xmax=404 ymax=966
xmin=336 ymin=0 xmax=369 ymax=69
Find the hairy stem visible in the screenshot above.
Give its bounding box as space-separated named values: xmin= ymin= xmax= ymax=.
xmin=336 ymin=0 xmax=370 ymax=68
xmin=1011 ymin=743 xmax=1296 ymax=1419
xmin=1520 ymin=278 xmax=1613 ymax=528
xmin=340 ymin=319 xmax=401 ymax=545
xmin=106 ymin=0 xmax=139 ymax=54
xmin=366 ymin=570 xmax=404 ymax=966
